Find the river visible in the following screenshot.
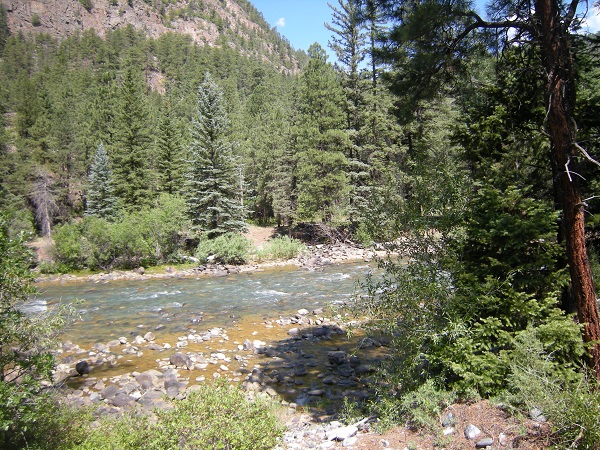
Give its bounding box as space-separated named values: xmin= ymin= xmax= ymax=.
xmin=33 ymin=262 xmax=373 ymax=350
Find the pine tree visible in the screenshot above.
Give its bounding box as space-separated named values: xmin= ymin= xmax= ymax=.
xmin=295 ymin=44 xmax=349 ymax=222
xmin=111 ymin=66 xmax=152 ymax=211
xmin=86 ymin=142 xmax=119 ymax=220
xmin=185 ymin=73 xmax=246 ymax=238
xmin=326 ymin=0 xmax=371 ymax=220
xmin=155 ymin=100 xmax=184 ymax=196
xmin=326 ymin=0 xmax=366 ymax=132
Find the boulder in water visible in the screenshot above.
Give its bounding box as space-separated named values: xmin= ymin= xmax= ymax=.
xmin=169 ymin=352 xmax=192 ymax=369
xmin=75 ymin=361 xmax=91 ymax=376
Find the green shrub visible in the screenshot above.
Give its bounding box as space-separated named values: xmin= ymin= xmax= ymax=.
xmin=196 ymin=233 xmax=252 ymax=265
xmin=81 ymin=216 xmax=117 ymax=270
xmin=0 ymin=215 xmax=75 ymax=449
xmin=255 ymin=236 xmax=306 ymax=261
xmin=77 ymin=381 xmax=284 ymax=449
xmin=52 ymin=195 xmax=190 ymax=271
xmin=363 ymin=378 xmax=456 ymax=433
xmin=31 ymin=14 xmax=41 ymax=26
xmin=134 ymin=194 xmax=189 ymax=264
xmin=52 ymin=221 xmax=85 ymax=271
xmin=504 ymin=329 xmax=600 ymax=449
xmin=398 ymin=380 xmax=456 ymax=430
xmin=78 ymin=0 xmax=94 ymax=12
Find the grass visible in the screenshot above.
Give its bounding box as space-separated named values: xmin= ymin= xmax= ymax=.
xmin=254 ymin=236 xmax=307 ymax=262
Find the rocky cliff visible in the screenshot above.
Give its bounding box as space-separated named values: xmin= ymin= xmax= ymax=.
xmin=1 ymin=0 xmax=301 ymax=73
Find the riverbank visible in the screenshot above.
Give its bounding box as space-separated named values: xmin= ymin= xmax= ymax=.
xmin=34 ymin=242 xmax=387 ymax=285
xmin=50 ymin=304 xmax=550 ymax=450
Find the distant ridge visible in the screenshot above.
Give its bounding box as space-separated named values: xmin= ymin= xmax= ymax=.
xmin=1 ymin=0 xmax=304 ymax=73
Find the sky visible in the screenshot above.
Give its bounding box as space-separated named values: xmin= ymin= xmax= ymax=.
xmin=250 ymin=0 xmax=335 ymax=58
xmin=249 ymin=0 xmax=600 ymax=61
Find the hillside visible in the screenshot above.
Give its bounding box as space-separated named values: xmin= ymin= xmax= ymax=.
xmin=1 ymin=0 xmax=304 ymax=73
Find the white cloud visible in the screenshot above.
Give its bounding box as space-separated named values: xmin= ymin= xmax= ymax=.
xmin=276 ymin=17 xmax=286 ymax=28
xmin=582 ymin=5 xmax=600 ymax=33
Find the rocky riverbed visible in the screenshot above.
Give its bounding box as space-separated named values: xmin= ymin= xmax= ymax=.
xmin=40 ymin=243 xmax=550 ymax=449
xmin=48 ymin=306 xmax=550 ymax=449
xmin=49 ymin=306 xmax=395 ymax=448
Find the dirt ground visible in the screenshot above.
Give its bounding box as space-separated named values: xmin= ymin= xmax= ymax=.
xmin=243 ymin=225 xmax=278 ymax=248
xmin=27 ymin=235 xmax=53 ymax=262
xmin=341 ymin=401 xmax=552 ymax=449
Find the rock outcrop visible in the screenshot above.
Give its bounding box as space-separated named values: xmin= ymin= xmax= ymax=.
xmin=3 ymin=0 xmax=300 ymax=74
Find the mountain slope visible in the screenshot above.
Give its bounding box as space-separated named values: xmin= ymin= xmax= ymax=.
xmin=2 ymin=0 xmax=304 ymax=73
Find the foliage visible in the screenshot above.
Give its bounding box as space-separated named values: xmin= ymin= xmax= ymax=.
xmin=76 ymin=380 xmax=285 ymax=450
xmin=86 ymin=142 xmax=120 ymax=220
xmin=0 ymin=4 xmax=8 ymax=54
xmin=155 ymin=100 xmax=184 ymax=196
xmin=185 ymin=73 xmax=246 ymax=238
xmin=504 ymin=329 xmax=600 ymax=449
xmin=254 ymin=236 xmax=306 ymax=261
xmin=398 ymin=380 xmax=456 ymax=429
xmin=78 ymin=0 xmax=94 ymax=12
xmin=195 ymin=232 xmax=252 ymax=265
xmin=0 ymin=214 xmax=72 ymax=448
xmin=111 ymin=66 xmax=152 ymax=212
xmin=53 ymin=194 xmax=189 ymax=271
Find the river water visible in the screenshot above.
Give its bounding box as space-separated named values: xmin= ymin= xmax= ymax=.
xmin=34 ymin=262 xmax=373 ymax=348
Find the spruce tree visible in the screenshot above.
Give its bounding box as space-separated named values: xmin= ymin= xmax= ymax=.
xmin=185 ymin=73 xmax=246 ymax=238
xmin=326 ymin=0 xmax=366 ymax=132
xmin=156 ymin=100 xmax=184 ymax=196
xmin=295 ymin=44 xmax=349 ymax=222
xmin=86 ymin=142 xmax=119 ymax=220
xmin=111 ymin=66 xmax=152 ymax=211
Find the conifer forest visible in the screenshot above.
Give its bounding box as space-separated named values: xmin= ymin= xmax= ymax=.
xmin=2 ymin=0 xmax=600 ymax=448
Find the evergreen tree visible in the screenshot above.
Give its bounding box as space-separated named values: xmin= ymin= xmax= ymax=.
xmin=378 ymin=0 xmax=600 ymax=377
xmin=326 ymin=0 xmax=366 ymax=132
xmin=155 ymin=99 xmax=184 ymax=196
xmin=86 ymin=142 xmax=119 ymax=220
xmin=0 ymin=4 xmax=9 ymax=54
xmin=185 ymin=73 xmax=246 ymax=238
xmin=295 ymin=44 xmax=349 ymax=222
xmin=111 ymin=66 xmax=152 ymax=212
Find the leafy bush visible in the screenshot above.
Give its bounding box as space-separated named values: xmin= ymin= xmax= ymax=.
xmin=52 ymin=195 xmax=189 ymax=271
xmin=52 ymin=221 xmax=85 ymax=271
xmin=31 ymin=14 xmax=41 ymax=26
xmin=133 ymin=194 xmax=189 ymax=264
xmin=77 ymin=381 xmax=284 ymax=449
xmin=398 ymin=380 xmax=456 ymax=430
xmin=196 ymin=233 xmax=252 ymax=265
xmin=0 ymin=215 xmax=73 ymax=448
xmin=255 ymin=236 xmax=306 ymax=261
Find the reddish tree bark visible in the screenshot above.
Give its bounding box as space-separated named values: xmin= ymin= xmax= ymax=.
xmin=535 ymin=0 xmax=600 ymax=376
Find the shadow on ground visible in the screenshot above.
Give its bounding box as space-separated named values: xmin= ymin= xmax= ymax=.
xmin=241 ymin=320 xmax=389 ymax=422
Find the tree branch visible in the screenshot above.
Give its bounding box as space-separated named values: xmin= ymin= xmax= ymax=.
xmin=450 ymin=12 xmax=535 ymax=53
xmin=565 ymin=0 xmax=581 ymax=30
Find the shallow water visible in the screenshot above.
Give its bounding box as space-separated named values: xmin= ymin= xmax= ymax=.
xmin=35 ymin=263 xmax=373 ymax=347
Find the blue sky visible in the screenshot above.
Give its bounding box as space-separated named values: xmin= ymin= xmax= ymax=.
xmin=250 ymin=0 xmax=600 ymax=61
xmin=250 ymin=0 xmax=336 ymax=58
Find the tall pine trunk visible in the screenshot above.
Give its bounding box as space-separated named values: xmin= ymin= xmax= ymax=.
xmin=535 ymin=0 xmax=600 ymax=376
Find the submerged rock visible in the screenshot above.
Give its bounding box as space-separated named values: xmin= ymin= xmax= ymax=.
xmin=75 ymin=361 xmax=91 ymax=376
